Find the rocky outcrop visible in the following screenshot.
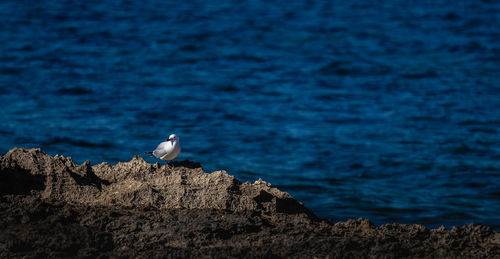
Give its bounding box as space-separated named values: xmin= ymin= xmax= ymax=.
xmin=1 ymin=148 xmax=499 ymax=258
xmin=1 ymin=148 xmax=314 ymax=218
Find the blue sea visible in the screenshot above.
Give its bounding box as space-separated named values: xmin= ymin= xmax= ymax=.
xmin=1 ymin=0 xmax=499 ymax=230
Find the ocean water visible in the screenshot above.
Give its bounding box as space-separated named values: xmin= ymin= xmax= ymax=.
xmin=1 ymin=0 xmax=499 ymax=229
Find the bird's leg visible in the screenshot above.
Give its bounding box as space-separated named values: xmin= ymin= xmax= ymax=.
xmin=165 ymin=161 xmax=174 ymax=169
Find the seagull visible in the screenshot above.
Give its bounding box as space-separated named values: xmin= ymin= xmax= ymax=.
xmin=145 ymin=134 xmax=181 ymax=164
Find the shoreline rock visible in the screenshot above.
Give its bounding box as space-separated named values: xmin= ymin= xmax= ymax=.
xmin=1 ymin=148 xmax=498 ymax=258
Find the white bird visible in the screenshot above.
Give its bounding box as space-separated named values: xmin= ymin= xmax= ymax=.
xmin=145 ymin=134 xmax=181 ymax=162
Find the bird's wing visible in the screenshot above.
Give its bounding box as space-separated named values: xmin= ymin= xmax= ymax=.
xmin=152 ymin=141 xmax=171 ymax=158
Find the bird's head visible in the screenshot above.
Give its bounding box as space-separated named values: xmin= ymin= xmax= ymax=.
xmin=167 ymin=134 xmax=179 ymax=142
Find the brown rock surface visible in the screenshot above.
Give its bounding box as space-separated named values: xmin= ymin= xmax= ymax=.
xmin=1 ymin=148 xmax=499 ymax=258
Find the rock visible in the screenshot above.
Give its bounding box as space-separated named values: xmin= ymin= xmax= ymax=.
xmin=0 ymin=148 xmax=498 ymax=258
xmin=1 ymin=148 xmax=315 ymax=218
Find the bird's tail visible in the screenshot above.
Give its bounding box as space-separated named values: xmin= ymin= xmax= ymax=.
xmin=145 ymin=151 xmax=154 ymax=157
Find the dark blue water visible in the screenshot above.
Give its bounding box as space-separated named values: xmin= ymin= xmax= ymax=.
xmin=1 ymin=1 xmax=499 ymax=229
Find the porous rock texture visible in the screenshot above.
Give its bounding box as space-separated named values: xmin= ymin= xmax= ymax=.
xmin=0 ymin=148 xmax=499 ymax=258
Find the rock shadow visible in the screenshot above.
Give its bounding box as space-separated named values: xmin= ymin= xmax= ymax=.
xmin=170 ymin=160 xmax=202 ymax=169
xmin=70 ymin=162 xmax=110 ymax=191
xmin=0 ymin=166 xmax=45 ymax=195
